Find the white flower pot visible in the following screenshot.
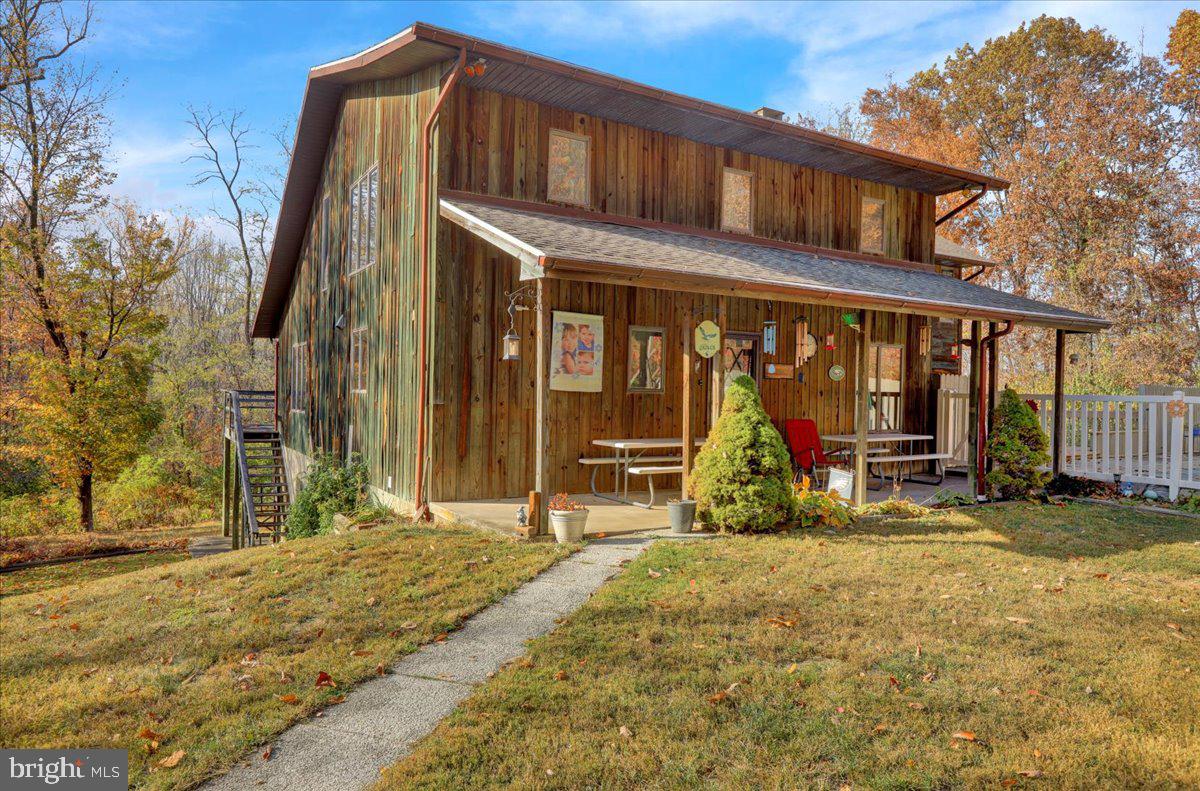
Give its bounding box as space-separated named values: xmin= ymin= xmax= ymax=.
xmin=549 ymin=509 xmax=588 ymax=543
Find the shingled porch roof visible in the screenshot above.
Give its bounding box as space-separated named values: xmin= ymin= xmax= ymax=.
xmin=440 ymin=194 xmax=1109 ymax=333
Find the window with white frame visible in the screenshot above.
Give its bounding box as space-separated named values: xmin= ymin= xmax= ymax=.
xmin=347 ymin=165 xmax=378 ymax=275
xmin=860 ymin=196 xmax=886 ymax=255
xmin=349 ymin=327 xmax=368 ymax=394
xmin=319 ymin=194 xmax=331 ymax=291
xmin=290 ymin=341 xmax=308 ymax=411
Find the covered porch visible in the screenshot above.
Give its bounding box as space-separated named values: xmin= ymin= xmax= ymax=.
xmin=429 ymin=193 xmax=1108 ymax=538
xmin=432 ymin=475 xmax=975 ymax=537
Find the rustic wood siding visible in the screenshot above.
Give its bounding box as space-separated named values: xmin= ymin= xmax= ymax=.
xmin=438 ymin=85 xmax=936 ymax=263
xmin=276 ymin=63 xmax=444 ymax=502
xmin=430 ymin=232 xmax=921 ymax=502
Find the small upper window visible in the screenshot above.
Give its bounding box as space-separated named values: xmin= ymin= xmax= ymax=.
xmin=349 ymin=327 xmax=368 ymax=394
xmin=291 ymin=341 xmax=308 ymax=412
xmin=547 ymin=129 xmax=590 ymax=207
xmin=860 ymin=197 xmax=886 ymax=255
xmin=320 ymin=194 xmax=331 ymax=291
xmin=348 ymin=165 xmax=379 ymax=274
xmin=721 ymin=167 xmax=753 ymax=234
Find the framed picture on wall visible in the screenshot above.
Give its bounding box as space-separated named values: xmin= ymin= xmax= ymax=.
xmin=550 ymin=311 xmax=604 ymax=392
xmin=627 ymin=326 xmax=665 ymax=393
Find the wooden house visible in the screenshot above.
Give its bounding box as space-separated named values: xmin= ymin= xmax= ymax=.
xmin=242 ymin=23 xmax=1108 ymax=540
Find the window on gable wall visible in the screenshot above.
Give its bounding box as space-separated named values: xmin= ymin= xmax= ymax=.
xmin=860 ymin=197 xmax=886 ymax=255
xmin=720 ymin=167 xmax=753 ymax=234
xmin=291 ymin=341 xmax=308 ymax=412
xmin=320 ymin=194 xmax=331 ymax=291
xmin=547 ymin=129 xmax=590 ymax=208
xmin=348 ymin=165 xmax=379 ymax=274
xmin=349 ymin=327 xmax=368 ymax=394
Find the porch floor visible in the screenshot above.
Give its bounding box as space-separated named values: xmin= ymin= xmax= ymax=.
xmin=432 ymin=473 xmax=973 ymax=538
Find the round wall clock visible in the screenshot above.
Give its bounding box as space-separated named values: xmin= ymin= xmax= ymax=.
xmin=828 ymin=364 xmax=846 ymax=382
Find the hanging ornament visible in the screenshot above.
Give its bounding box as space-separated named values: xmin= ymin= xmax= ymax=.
xmin=824 ymin=332 xmax=836 ymax=351
xmin=763 ymin=320 xmax=777 ymax=355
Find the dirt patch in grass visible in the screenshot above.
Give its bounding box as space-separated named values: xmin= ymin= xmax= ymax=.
xmin=1 ymin=551 xmax=191 ymax=598
xmin=380 ymin=503 xmax=1199 ymax=790
xmin=0 ymin=520 xmax=572 ymax=789
xmin=1 ymin=522 xmax=218 ymax=568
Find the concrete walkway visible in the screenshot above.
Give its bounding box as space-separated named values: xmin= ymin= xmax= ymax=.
xmin=188 ymin=535 xmax=231 ymax=559
xmin=203 ymin=534 xmax=654 ymax=791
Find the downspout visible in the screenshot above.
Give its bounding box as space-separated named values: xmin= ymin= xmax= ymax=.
xmin=976 ymin=319 xmax=1015 ymax=496
xmin=413 ymin=48 xmax=467 ymax=521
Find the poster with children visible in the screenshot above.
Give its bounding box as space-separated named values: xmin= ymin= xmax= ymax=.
xmin=550 ymin=311 xmax=604 ymax=392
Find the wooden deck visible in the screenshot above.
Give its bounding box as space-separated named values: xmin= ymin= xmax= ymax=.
xmin=432 ymin=475 xmax=973 ymax=538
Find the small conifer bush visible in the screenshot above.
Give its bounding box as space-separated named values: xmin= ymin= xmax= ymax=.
xmin=985 ymin=387 xmax=1050 ymax=499
xmin=688 ymin=375 xmax=796 ymax=532
xmin=286 ymin=453 xmax=369 ymax=539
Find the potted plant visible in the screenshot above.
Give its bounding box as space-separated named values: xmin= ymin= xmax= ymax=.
xmin=547 ymin=493 xmax=589 ymax=543
xmin=667 ymin=497 xmax=696 ymax=534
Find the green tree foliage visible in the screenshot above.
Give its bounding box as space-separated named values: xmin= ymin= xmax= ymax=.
xmin=286 ymin=454 xmax=369 ymax=539
xmin=985 ymin=388 xmax=1051 ymax=500
xmin=9 ymin=205 xmax=190 ymax=530
xmin=688 ymin=376 xmax=796 ymax=533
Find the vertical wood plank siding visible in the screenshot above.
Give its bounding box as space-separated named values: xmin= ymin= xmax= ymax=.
xmin=276 ymin=64 xmax=444 ymax=502
xmin=275 ymin=70 xmax=941 ymax=506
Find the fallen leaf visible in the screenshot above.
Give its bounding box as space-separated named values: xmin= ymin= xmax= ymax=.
xmin=908 ymin=702 xmax=925 ymax=710
xmin=69 ymin=623 xmax=80 ymax=632
xmin=328 ymin=694 xmax=347 ymax=704
xmin=707 ymin=682 xmax=739 ymax=705
xmin=315 ymin=671 xmax=336 ymax=688
xmin=594 ymin=532 xmax=607 ymax=539
xmin=619 ymin=725 xmax=632 ymax=738
xmin=1167 ymin=623 xmax=1182 ymax=632
xmin=765 ymin=616 xmax=796 ymax=629
xmin=888 ymin=675 xmax=900 ymax=688
xmin=138 ymin=727 xmax=163 ymax=741
xmin=951 ymin=731 xmax=977 ymax=741
xmin=786 ymin=663 xmax=798 ymax=674
xmin=872 ymin=723 xmax=888 ymax=734
xmin=554 ymin=670 xmax=568 ymax=681
xmin=351 ymin=650 xmax=373 ymax=657
xmin=365 ymin=596 xmax=378 ymax=607
xmin=262 ymin=746 xmax=273 ymax=761
xmin=647 ymin=569 xmax=662 ymax=579
xmin=1094 ymin=573 xmax=1109 ymax=580
xmin=1018 ymin=769 xmax=1044 ymax=778
xmin=278 ymin=694 xmax=300 ymax=705
xmin=433 ymin=633 xmax=448 ymax=643
xmin=174 ymin=579 xmax=184 ymax=589
xmin=1005 ymin=617 xmax=1031 ymax=625
xmin=1001 ymin=780 xmax=1017 ymax=787
xmin=374 ymin=663 xmax=386 ymax=676
xmin=157 ymin=750 xmax=185 ymax=769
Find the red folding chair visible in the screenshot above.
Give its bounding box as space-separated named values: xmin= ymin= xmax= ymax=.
xmin=783 ymin=419 xmax=844 ymax=485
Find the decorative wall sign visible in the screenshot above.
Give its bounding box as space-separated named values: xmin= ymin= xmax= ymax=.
xmin=930 ymin=318 xmax=962 ymax=375
xmin=828 ymin=364 xmax=846 ymax=382
xmin=694 ymin=320 xmax=720 ymax=358
xmin=627 ymin=326 xmax=665 ymax=393
xmin=720 ymin=167 xmax=753 ymax=233
xmin=547 ymin=129 xmax=590 ymax=208
xmin=550 ymin=311 xmax=604 ymax=392
xmin=764 ymin=363 xmax=794 ymax=379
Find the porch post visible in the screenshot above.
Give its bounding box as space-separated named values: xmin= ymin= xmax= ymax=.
xmin=853 ymin=310 xmax=872 ymax=506
xmin=987 ymin=322 xmax=998 ymax=434
xmin=680 ymin=300 xmax=694 ymax=493
xmin=1052 ymin=329 xmax=1066 ymax=477
xmin=966 ymin=321 xmax=982 ymax=498
xmin=710 ymin=296 xmax=727 ymax=426
xmin=530 ymin=279 xmax=551 ymax=537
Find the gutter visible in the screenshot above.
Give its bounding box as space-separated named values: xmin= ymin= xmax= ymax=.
xmin=413 ymin=48 xmax=467 ymax=522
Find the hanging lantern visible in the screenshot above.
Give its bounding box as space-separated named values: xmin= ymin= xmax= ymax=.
xmin=500 ymin=285 xmax=534 ymax=362
xmin=824 ymin=332 xmax=836 ymax=351
xmin=950 ymin=341 xmax=960 ymax=360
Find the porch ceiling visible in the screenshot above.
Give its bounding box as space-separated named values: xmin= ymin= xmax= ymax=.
xmin=439 ymin=194 xmax=1110 ymax=333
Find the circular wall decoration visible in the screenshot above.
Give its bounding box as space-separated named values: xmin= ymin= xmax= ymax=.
xmin=828 ymin=364 xmax=846 ymax=382
xmin=801 ymin=333 xmax=817 ymax=360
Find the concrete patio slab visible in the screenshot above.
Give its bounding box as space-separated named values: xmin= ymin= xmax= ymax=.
xmin=201 ymin=534 xmax=654 ymax=791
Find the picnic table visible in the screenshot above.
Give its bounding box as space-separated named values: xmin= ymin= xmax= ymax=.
xmin=583 ymin=437 xmax=706 ymax=509
xmin=821 ymin=432 xmax=948 ymax=488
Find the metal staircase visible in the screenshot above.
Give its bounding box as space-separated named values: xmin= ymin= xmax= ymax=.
xmin=222 ymin=390 xmax=289 ymax=547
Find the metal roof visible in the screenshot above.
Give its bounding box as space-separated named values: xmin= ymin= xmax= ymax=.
xmin=252 ymin=22 xmax=1011 ymax=337
xmin=935 ymin=236 xmax=997 ymax=267
xmin=440 ymin=195 xmax=1109 ymax=333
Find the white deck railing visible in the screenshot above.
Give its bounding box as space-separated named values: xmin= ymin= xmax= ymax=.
xmin=936 ymin=390 xmax=1200 ymax=500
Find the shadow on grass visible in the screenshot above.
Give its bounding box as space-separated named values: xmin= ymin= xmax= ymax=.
xmin=831 ymin=502 xmax=1200 ymax=567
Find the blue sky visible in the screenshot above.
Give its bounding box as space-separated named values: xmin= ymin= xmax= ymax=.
xmin=81 ymin=0 xmax=1189 ymax=226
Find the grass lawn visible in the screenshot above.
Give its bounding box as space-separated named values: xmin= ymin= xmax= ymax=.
xmin=1 ymin=550 xmax=192 ymax=598
xmin=381 ymin=503 xmax=1199 ymax=790
xmin=0 ymin=520 xmax=572 ymax=790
